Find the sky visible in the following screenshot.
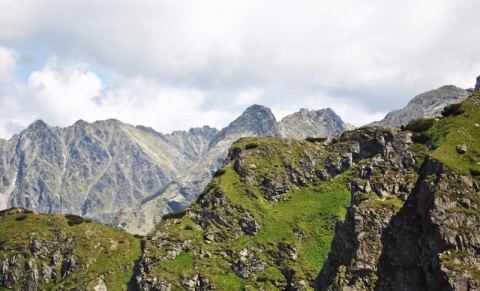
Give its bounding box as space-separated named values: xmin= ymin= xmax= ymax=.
xmin=0 ymin=0 xmax=480 ymax=139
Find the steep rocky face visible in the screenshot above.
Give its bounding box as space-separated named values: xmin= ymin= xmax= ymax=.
xmin=370 ymin=85 xmax=469 ymax=128
xmin=316 ymin=91 xmax=480 ymax=290
xmin=278 ymin=108 xmax=354 ymax=139
xmin=114 ymin=105 xmax=352 ymax=234
xmin=0 ymin=208 xmax=141 ymax=290
xmin=316 ymin=158 xmax=480 ymax=291
xmin=0 ymin=119 xmax=218 ymax=225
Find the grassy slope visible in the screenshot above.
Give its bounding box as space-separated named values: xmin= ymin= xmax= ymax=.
xmin=429 ymin=90 xmax=480 ymax=174
xmin=0 ymin=210 xmax=141 ymax=290
xmin=144 ymin=137 xmax=351 ymax=289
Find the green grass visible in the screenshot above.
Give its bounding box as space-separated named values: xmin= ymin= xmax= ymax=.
xmin=162 ymin=251 xmax=194 ymax=270
xmin=0 ymin=210 xmax=142 ymax=290
xmin=143 ymin=138 xmax=351 ymax=288
xmin=428 ymin=92 xmax=480 ymax=174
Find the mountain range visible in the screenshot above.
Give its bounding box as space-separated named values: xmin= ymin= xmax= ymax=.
xmin=1 ymin=85 xmax=479 ymax=290
xmin=0 ymin=76 xmax=478 ymax=235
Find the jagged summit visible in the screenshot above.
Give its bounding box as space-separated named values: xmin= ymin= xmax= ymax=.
xmin=1 ymin=103 xmax=350 ymax=235
xmin=27 ymin=119 xmax=48 ymax=130
xmin=210 ymin=104 xmax=279 ymax=147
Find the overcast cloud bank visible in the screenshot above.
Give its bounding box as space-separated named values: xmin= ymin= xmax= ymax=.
xmin=0 ymin=0 xmax=479 ymax=139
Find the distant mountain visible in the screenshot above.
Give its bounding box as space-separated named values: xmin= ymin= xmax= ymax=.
xmin=0 ymin=119 xmax=218 ymax=225
xmin=370 ymin=85 xmax=469 ymax=128
xmin=0 ymin=105 xmax=350 ymax=234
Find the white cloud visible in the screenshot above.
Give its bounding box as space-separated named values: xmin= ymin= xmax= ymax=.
xmin=1 ymin=1 xmax=480 ymax=138
xmin=15 ymin=57 xmax=232 ymax=136
xmin=0 ymin=46 xmax=17 ymax=82
xmin=27 ymin=57 xmax=103 ymax=126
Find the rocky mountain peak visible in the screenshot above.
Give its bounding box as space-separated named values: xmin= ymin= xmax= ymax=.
xmin=27 ymin=119 xmax=48 ymax=130
xmin=232 ymin=104 xmax=278 ymax=133
xmin=277 ymin=107 xmax=353 ymax=139
xmin=210 ymin=104 xmax=279 ymax=146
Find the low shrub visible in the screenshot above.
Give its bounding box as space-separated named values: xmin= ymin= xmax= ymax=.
xmin=15 ymin=214 xmax=28 ymax=221
xmin=161 ymin=209 xmax=187 ymax=220
xmin=441 ymin=103 xmax=463 ymax=117
xmin=470 ymin=168 xmax=480 ymax=177
xmin=404 ymin=118 xmax=436 ymax=133
xmin=245 ymin=142 xmax=258 ymax=149
xmin=65 ymin=214 xmax=85 ymax=226
xmin=214 ymin=168 xmax=226 ymax=177
xmin=305 ymin=137 xmax=327 ymax=143
xmin=412 ymin=132 xmax=431 ymax=144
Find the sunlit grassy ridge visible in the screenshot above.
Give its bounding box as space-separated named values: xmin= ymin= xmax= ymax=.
xmin=409 ymin=90 xmax=480 ymax=175
xmin=144 ymin=137 xmax=351 ymax=289
xmin=430 ymin=91 xmax=480 ymax=174
xmin=0 ymin=210 xmax=141 ymax=290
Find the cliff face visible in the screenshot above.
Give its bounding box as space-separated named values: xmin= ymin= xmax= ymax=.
xmin=316 ymin=90 xmax=480 ymax=290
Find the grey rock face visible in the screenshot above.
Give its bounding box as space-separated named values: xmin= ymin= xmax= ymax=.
xmin=0 ymin=119 xmax=218 ymax=225
xmin=278 ymin=108 xmax=354 ymax=139
xmin=314 ymin=133 xmax=480 ymax=290
xmin=370 ymin=85 xmax=469 ymax=128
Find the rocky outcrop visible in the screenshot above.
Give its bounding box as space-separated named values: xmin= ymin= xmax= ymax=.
xmin=0 ymin=208 xmax=141 ymax=290
xmin=315 ymin=91 xmax=480 ymax=290
xmin=129 ymin=126 xmax=424 ymax=290
xmin=316 ymin=156 xmax=480 ymax=290
xmin=370 ymin=85 xmax=469 ymax=128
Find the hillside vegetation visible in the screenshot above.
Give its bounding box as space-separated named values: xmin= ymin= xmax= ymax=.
xmin=1 ymin=92 xmax=479 ymax=290
xmin=0 ymin=208 xmax=141 ymax=290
